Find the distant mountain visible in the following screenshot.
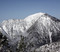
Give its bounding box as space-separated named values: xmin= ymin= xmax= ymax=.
xmin=0 ymin=12 xmax=60 ymax=52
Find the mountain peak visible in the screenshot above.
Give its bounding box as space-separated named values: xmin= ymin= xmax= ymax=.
xmin=24 ymin=12 xmax=45 ymax=21
xmin=24 ymin=12 xmax=45 ymax=28
xmin=1 ymin=12 xmax=60 ymax=45
xmin=0 ymin=12 xmax=60 ymax=52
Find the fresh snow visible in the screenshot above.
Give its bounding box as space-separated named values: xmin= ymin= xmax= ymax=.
xmin=0 ymin=12 xmax=60 ymax=45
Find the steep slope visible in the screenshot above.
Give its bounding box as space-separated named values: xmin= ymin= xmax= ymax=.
xmin=1 ymin=13 xmax=45 ymax=44
xmin=0 ymin=12 xmax=60 ymax=52
xmin=1 ymin=19 xmax=27 ymax=44
xmin=24 ymin=13 xmax=45 ymax=29
xmin=24 ymin=13 xmax=60 ymax=52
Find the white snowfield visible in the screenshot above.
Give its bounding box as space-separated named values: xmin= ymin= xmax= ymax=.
xmin=0 ymin=12 xmax=60 ymax=44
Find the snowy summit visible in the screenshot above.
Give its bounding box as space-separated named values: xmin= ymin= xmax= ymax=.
xmin=0 ymin=12 xmax=60 ymax=45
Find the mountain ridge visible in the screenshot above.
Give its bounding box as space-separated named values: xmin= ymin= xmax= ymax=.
xmin=0 ymin=12 xmax=60 ymax=52
xmin=0 ymin=12 xmax=60 ymax=44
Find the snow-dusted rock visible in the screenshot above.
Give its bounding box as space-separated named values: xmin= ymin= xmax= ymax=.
xmin=0 ymin=12 xmax=60 ymax=52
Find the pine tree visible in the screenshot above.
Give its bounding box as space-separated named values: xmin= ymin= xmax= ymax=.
xmin=18 ymin=35 xmax=26 ymax=52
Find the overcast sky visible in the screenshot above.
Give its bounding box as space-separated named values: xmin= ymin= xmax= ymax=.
xmin=0 ymin=0 xmax=60 ymax=22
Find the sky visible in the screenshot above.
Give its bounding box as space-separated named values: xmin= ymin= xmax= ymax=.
xmin=0 ymin=0 xmax=60 ymax=22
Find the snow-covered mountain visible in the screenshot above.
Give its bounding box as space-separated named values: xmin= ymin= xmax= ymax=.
xmin=0 ymin=13 xmax=45 ymax=44
xmin=0 ymin=12 xmax=60 ymax=52
xmin=24 ymin=13 xmax=60 ymax=52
